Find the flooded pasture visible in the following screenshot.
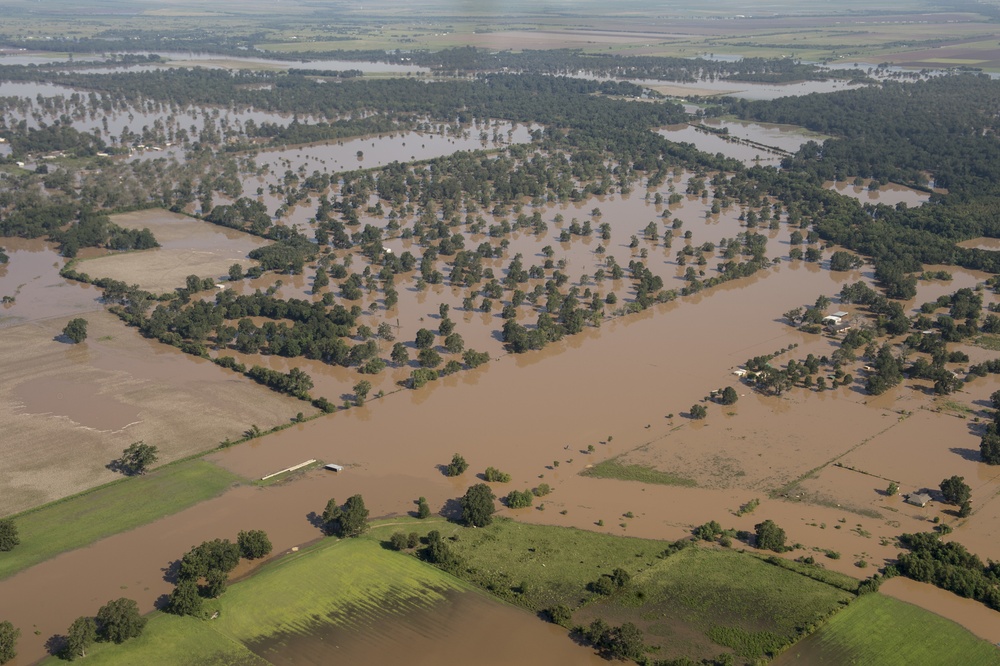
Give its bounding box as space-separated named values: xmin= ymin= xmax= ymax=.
xmin=0 ymin=309 xmax=311 ymax=514
xmin=250 ymin=588 xmax=605 ymax=666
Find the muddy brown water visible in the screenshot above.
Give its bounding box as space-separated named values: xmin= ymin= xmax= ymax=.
xmin=0 ymin=238 xmax=101 ymax=327
xmin=249 ymin=588 xmax=605 ymax=666
xmin=823 ymin=179 xmax=930 ymax=208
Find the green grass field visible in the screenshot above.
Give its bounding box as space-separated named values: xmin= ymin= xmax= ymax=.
xmin=582 ymin=547 xmax=853 ymax=662
xmin=1 ymin=460 xmax=241 ymax=580
xmin=778 ymin=593 xmax=1000 ymax=665
xmin=580 ymin=458 xmax=697 ymax=487
xmin=212 ymin=535 xmax=464 ymax=643
xmin=45 ymin=537 xmax=469 ymax=665
xmin=425 ymin=517 xmax=671 ymax=610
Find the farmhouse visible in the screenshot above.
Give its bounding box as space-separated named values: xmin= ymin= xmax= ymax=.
xmin=822 ymin=311 xmax=849 ymax=327
xmin=905 ymin=492 xmax=932 ymax=507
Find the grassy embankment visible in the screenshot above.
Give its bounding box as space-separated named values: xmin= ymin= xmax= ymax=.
xmin=779 ymin=593 xmax=1000 ymax=666
xmin=40 ymin=518 xmax=1000 ymax=665
xmin=0 ymin=460 xmax=241 ymax=580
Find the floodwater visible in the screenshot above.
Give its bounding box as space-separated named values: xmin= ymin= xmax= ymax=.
xmin=824 ymin=179 xmax=931 ymax=208
xmin=14 ymin=377 xmax=140 ymax=432
xmin=658 ymin=118 xmax=821 ymax=167
xmin=250 ymin=588 xmax=605 ymax=666
xmin=3 ymin=229 xmax=999 ymax=661
xmin=0 ymin=237 xmax=101 ymax=327
xmin=154 ymin=52 xmax=431 ymax=75
xmin=880 ymin=577 xmax=1000 ymax=644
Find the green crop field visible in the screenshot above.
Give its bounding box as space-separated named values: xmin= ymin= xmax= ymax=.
xmin=778 ymin=593 xmax=1000 ymax=665
xmin=1 ymin=460 xmax=241 ymax=580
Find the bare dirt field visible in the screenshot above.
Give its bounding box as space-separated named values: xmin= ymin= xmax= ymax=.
xmin=0 ymin=310 xmax=312 ymax=514
xmin=77 ymin=209 xmax=268 ymax=294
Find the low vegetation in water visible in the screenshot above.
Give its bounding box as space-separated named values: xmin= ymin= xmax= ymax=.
xmin=580 ymin=458 xmax=697 ymax=487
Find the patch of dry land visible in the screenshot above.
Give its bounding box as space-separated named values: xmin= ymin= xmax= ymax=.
xmin=0 ymin=309 xmax=312 ymax=514
xmin=77 ymin=209 xmax=268 ymax=294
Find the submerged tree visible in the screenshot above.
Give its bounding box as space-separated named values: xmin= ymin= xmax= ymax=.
xmin=754 ymin=520 xmax=786 ymax=552
xmin=62 ymin=317 xmax=88 ymax=343
xmin=461 ymin=483 xmax=496 ymax=527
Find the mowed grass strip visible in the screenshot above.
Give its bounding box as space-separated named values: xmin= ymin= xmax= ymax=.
xmin=778 ymin=593 xmax=1000 ymax=665
xmin=581 ymin=458 xmax=697 ymax=487
xmin=1 ymin=460 xmax=241 ymax=580
xmin=212 ymin=537 xmax=466 ymax=642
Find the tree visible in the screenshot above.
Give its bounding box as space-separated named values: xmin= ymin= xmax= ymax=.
xmin=606 ymin=622 xmax=645 ymax=661
xmin=96 ymin=598 xmax=146 ymax=644
xmin=754 ymin=519 xmax=786 ymax=552
xmin=418 ymin=348 xmax=442 ymax=368
xmin=416 ymin=496 xmax=431 ymax=519
xmin=719 ymin=386 xmax=738 ymax=405
xmin=390 ymin=342 xmax=409 ymax=365
xmin=940 ymin=476 xmax=971 ymax=505
xmin=483 ymin=466 xmax=511 ymax=483
xmin=322 ymin=497 xmax=342 ymax=532
xmin=445 ymin=453 xmax=469 ymax=477
xmin=237 ymin=529 xmax=272 ymax=560
xmin=830 ymin=251 xmax=863 ymax=272
xmin=959 ymin=500 xmax=973 ymax=518
xmin=886 ymin=481 xmax=899 ymax=496
xmin=377 ymin=322 xmax=395 ymax=342
xmin=690 ymin=404 xmax=707 ymax=419
xmin=115 ymin=441 xmax=158 ymax=475
xmin=204 ymin=568 xmax=228 ymax=598
xmin=63 ymin=317 xmax=88 ymax=343
xmin=166 ymin=580 xmax=203 ymax=617
xmin=228 ymin=263 xmax=244 ymax=281
xmin=461 ymin=483 xmax=496 ymax=527
xmin=981 ymin=434 xmax=1000 ymax=465
xmin=424 ymin=529 xmax=453 ymax=565
xmin=505 ymin=489 xmax=533 ymax=509
xmin=415 ymin=328 xmax=435 ymax=349
xmin=444 ymin=332 xmax=465 ymax=354
xmin=0 ymin=519 xmax=18 ymax=552
xmin=353 ymin=380 xmax=372 ymax=405
xmin=339 ymin=494 xmax=370 ymax=537
xmin=178 ymin=539 xmax=240 ymax=583
xmin=0 ymin=622 xmax=17 ymax=665
xmin=64 ymin=616 xmax=96 ymax=660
